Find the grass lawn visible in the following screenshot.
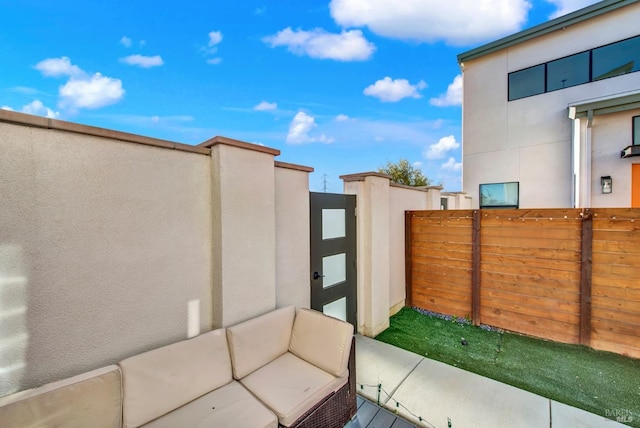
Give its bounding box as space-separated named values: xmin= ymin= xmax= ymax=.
xmin=375 ymin=307 xmax=640 ymax=427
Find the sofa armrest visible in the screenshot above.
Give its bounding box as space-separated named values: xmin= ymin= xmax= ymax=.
xmin=289 ymin=308 xmax=354 ymax=378
xmin=0 ymin=365 xmax=122 ymax=428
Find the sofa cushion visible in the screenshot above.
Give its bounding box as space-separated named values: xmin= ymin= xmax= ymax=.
xmin=143 ymin=380 xmax=277 ymax=428
xmin=226 ymin=306 xmax=295 ymax=379
xmin=0 ymin=365 xmax=122 ymax=428
xmin=240 ymin=352 xmax=347 ymax=427
xmin=119 ymin=328 xmax=232 ymax=428
xmin=289 ymin=308 xmax=354 ymax=378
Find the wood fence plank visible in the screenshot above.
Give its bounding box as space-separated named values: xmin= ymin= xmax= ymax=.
xmin=481 ymin=244 xmax=581 ymax=261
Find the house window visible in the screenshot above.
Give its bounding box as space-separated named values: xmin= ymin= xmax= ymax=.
xmin=508 ymin=65 xmax=545 ymax=101
xmin=546 ymin=52 xmax=590 ymax=91
xmin=634 ymin=116 xmax=640 ymax=146
xmin=480 ymin=182 xmax=519 ymax=209
xmin=593 ymin=36 xmax=640 ymax=80
xmin=508 ymin=34 xmax=640 ymax=101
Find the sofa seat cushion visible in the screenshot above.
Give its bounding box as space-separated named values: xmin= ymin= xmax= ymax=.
xmin=119 ymin=329 xmax=232 ymax=428
xmin=0 ymin=365 xmax=122 ymax=428
xmin=289 ymin=308 xmax=354 ymax=378
xmin=226 ymin=306 xmax=296 ymax=379
xmin=240 ymin=352 xmax=347 ymax=427
xmin=142 ymin=380 xmax=277 ymax=428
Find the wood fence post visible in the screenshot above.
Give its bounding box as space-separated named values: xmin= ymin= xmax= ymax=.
xmin=405 ymin=211 xmax=413 ymax=308
xmin=472 ymin=210 xmax=481 ymax=326
xmin=580 ymin=208 xmax=593 ymax=345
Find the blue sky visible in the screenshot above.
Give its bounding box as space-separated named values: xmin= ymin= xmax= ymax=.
xmin=1 ymin=0 xmax=598 ymax=193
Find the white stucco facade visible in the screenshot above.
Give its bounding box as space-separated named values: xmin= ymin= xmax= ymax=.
xmin=460 ymin=0 xmax=640 ymax=208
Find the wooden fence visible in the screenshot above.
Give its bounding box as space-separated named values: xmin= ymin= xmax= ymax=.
xmin=405 ymin=208 xmax=640 ymax=358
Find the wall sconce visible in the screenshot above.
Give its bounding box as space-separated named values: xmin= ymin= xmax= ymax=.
xmin=601 ymin=176 xmax=612 ymax=194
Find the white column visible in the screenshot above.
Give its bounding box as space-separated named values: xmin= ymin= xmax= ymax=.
xmin=205 ymin=137 xmax=279 ymax=327
xmin=275 ymin=161 xmax=313 ymax=310
xmin=342 ymin=173 xmax=390 ymax=337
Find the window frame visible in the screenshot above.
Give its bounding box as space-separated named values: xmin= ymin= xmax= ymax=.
xmin=479 ymin=182 xmax=520 ymax=209
xmin=634 ymin=116 xmax=640 ymax=146
xmin=507 ymin=34 xmax=640 ymax=101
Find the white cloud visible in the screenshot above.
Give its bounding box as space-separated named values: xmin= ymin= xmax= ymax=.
xmin=286 ymin=111 xmax=334 ymax=144
xmin=263 ymin=27 xmax=375 ymax=61
xmin=208 ymin=31 xmax=223 ymax=47
xmin=441 ymin=157 xmax=462 ymax=171
xmin=424 ymin=135 xmax=460 ymax=159
xmin=329 ymin=0 xmax=531 ymax=45
xmin=34 ymin=57 xmax=125 ymax=111
xmin=35 ymin=57 xmax=82 ymax=77
xmin=21 ymin=99 xmax=59 ymax=118
xmin=1 ymin=106 xmax=14 ymax=111
xmin=203 ymin=31 xmax=223 ymax=64
xmin=413 ymin=161 xmax=423 ymax=168
xmin=59 ymin=73 xmax=125 ymax=109
xmin=546 ymin=0 xmax=598 ymax=19
xmin=430 ymin=74 xmax=462 ymax=107
xmin=336 ymin=114 xmax=350 ymax=122
xmin=120 ymin=36 xmax=132 ymax=47
xmin=120 ymin=54 xmax=164 ymax=68
xmin=254 ymin=101 xmax=277 ymax=111
xmin=363 ymin=77 xmax=426 ymax=102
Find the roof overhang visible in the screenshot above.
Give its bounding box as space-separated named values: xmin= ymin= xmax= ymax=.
xmin=458 ymin=0 xmax=639 ymax=65
xmin=568 ymin=90 xmax=640 ymax=120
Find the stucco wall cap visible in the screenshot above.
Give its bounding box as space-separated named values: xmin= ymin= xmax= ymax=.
xmin=275 ymin=161 xmax=314 ymax=172
xmin=340 ymin=172 xmax=391 ymax=182
xmin=199 ymin=135 xmax=280 ymax=156
xmin=0 ymin=109 xmax=210 ymax=155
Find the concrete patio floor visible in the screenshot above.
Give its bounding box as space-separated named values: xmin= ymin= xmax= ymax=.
xmin=354 ymin=335 xmax=629 ymax=428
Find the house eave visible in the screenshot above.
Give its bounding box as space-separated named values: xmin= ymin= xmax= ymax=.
xmin=457 ymin=0 xmax=639 ymax=65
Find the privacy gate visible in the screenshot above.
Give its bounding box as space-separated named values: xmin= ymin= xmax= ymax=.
xmin=309 ymin=192 xmax=357 ymax=328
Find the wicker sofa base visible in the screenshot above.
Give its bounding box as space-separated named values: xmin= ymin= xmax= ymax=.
xmin=284 ymin=337 xmax=357 ymax=428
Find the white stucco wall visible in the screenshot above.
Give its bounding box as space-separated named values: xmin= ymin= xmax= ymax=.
xmin=462 ymin=2 xmax=640 ymax=208
xmin=591 ymin=110 xmax=640 ymax=207
xmin=275 ymin=164 xmax=311 ymax=310
xmin=0 ymin=121 xmax=212 ymax=396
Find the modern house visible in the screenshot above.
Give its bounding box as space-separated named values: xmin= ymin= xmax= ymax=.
xmin=459 ymin=0 xmax=640 ymax=209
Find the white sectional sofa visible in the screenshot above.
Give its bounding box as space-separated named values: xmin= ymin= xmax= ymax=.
xmin=0 ymin=306 xmax=356 ymax=428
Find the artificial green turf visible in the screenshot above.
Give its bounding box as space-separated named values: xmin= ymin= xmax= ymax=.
xmin=375 ymin=307 xmax=640 ymax=427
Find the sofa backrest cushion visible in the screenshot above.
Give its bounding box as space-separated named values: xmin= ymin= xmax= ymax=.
xmin=0 ymin=365 xmax=122 ymax=428
xmin=118 ymin=328 xmax=232 ymax=428
xmin=226 ymin=306 xmax=295 ymax=379
xmin=289 ymin=308 xmax=354 ymax=378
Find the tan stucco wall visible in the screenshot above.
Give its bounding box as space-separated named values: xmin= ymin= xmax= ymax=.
xmin=210 ymin=143 xmax=277 ymax=327
xmin=275 ymin=166 xmax=311 ymax=309
xmin=388 ymin=186 xmax=429 ymax=311
xmin=0 ymin=122 xmax=212 ymax=396
xmin=462 ymin=3 xmax=640 ymax=208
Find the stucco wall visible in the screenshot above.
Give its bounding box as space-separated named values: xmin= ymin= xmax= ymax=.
xmin=0 ymin=121 xmax=213 ymax=396
xmin=462 ymin=2 xmax=640 ymax=208
xmin=591 ymin=110 xmax=640 ymax=207
xmin=275 ymin=164 xmax=311 ymax=310
xmin=210 ymin=143 xmax=277 ymax=328
xmin=388 ymin=186 xmax=429 ymax=312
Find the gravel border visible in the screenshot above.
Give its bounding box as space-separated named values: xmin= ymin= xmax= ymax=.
xmin=411 ymin=307 xmax=504 ymax=333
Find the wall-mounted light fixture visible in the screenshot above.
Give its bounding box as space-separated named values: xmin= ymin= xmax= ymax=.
xmin=601 ymin=176 xmax=612 ymax=194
